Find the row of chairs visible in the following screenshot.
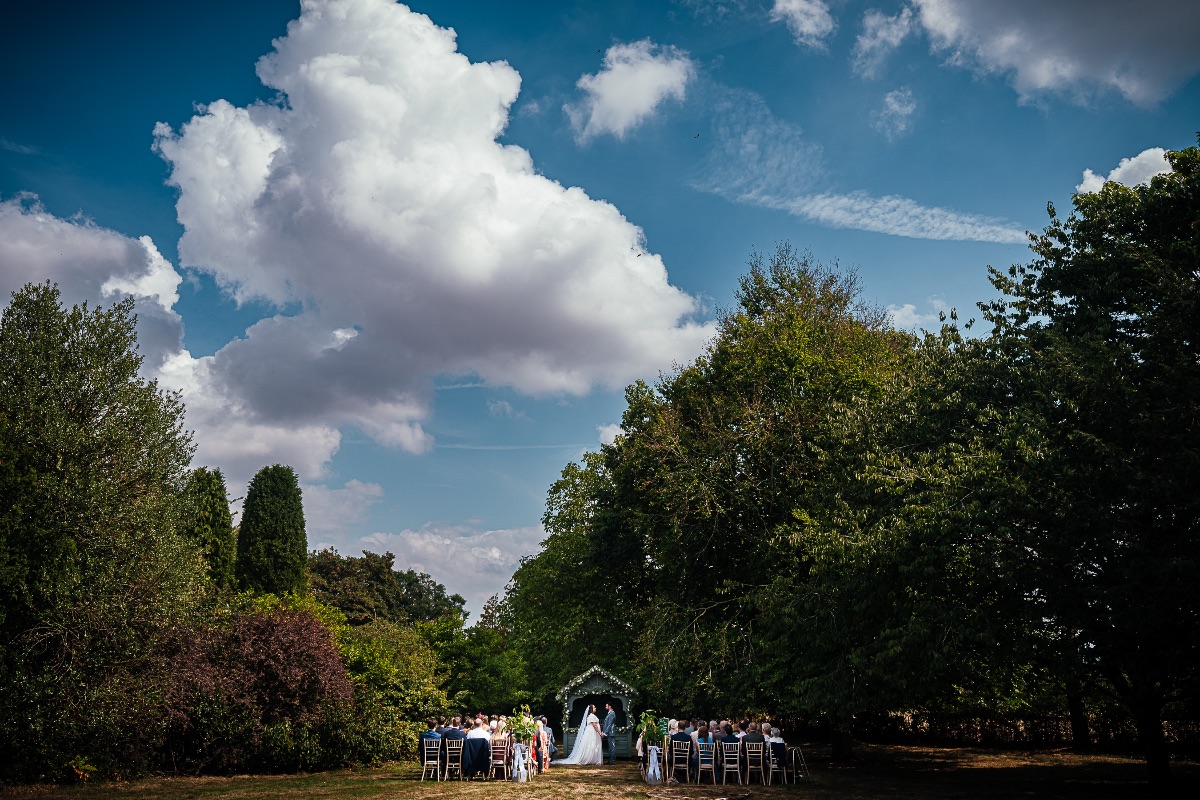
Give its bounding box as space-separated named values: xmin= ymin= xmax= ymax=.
xmin=667 ymin=739 xmax=809 ymax=785
xmin=419 ymin=737 xmax=543 ymax=781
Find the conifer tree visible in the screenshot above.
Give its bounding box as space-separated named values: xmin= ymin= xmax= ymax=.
xmin=181 ymin=466 xmax=237 ymax=588
xmin=236 ymin=464 xmax=307 ymax=595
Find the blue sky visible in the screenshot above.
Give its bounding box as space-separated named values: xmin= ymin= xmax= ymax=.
xmin=3 ymin=0 xmax=1198 ymax=616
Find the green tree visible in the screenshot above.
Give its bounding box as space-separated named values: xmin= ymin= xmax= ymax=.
xmin=0 ymin=283 xmax=206 ymax=779
xmin=236 ymin=464 xmax=307 ymax=595
xmin=977 ymin=141 xmax=1200 ymax=785
xmin=615 ymin=246 xmax=910 ymax=715
xmin=181 ymin=466 xmax=237 ymax=589
xmin=502 ymin=452 xmax=643 ymax=702
xmin=307 ymin=548 xmax=466 ymax=624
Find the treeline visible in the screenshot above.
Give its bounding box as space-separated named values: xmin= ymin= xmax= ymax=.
xmin=0 ymin=286 xmax=528 ymax=781
xmin=497 ymin=142 xmax=1200 ymax=786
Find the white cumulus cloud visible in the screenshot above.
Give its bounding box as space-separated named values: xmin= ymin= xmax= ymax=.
xmin=1076 ymin=147 xmax=1171 ymax=194
xmin=152 ymin=0 xmax=714 ymax=461
xmin=597 ymin=422 xmax=623 ymax=445
xmin=913 ymin=0 xmax=1200 ymax=105
xmin=770 ymin=0 xmax=836 ymax=48
xmin=361 ymin=523 xmax=546 ymax=618
xmin=0 ymin=194 xmax=185 ymax=374
xmin=303 ymin=479 xmax=386 ymax=542
xmin=566 ymin=39 xmax=695 ymax=142
xmin=888 ymin=296 xmax=950 ymax=330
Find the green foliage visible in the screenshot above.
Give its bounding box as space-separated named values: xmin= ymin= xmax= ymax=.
xmin=413 ymin=611 xmax=530 ymax=713
xmin=338 ymin=619 xmax=447 ymax=761
xmin=0 ymin=283 xmax=206 ymax=780
xmin=181 ymin=467 xmax=237 ymax=588
xmin=236 ymin=464 xmax=307 ymax=595
xmin=973 ymin=140 xmax=1200 ymax=784
xmin=307 ymin=548 xmax=465 ymax=624
xmin=502 ymin=452 xmax=640 ymax=702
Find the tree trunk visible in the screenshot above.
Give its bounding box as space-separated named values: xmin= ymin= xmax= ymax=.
xmin=1133 ymin=707 xmax=1171 ymax=788
xmin=1065 ymin=675 xmax=1090 ymax=752
xmin=830 ymin=726 xmax=855 ymax=761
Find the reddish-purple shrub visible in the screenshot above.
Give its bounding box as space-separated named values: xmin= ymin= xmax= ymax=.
xmin=161 ymin=606 xmax=352 ymax=772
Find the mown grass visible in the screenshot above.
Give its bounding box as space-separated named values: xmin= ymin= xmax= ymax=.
xmin=2 ymin=744 xmax=1194 ymax=800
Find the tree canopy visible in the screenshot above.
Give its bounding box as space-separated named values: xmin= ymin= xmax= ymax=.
xmin=236 ymin=464 xmax=307 ymax=596
xmin=0 ymin=283 xmax=206 ymax=779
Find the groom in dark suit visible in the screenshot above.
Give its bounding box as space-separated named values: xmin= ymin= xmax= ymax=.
xmin=602 ymin=703 xmax=617 ymax=764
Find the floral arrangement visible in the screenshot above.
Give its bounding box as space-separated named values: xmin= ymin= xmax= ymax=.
xmin=508 ymin=704 xmax=540 ymax=742
xmin=635 ymin=709 xmax=664 ymax=749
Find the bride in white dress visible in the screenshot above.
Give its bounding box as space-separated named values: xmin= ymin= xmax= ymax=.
xmin=552 ymin=703 xmax=604 ymax=765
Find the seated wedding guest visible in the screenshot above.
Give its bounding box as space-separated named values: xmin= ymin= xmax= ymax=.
xmin=421 ymin=717 xmax=441 ymax=742
xmin=669 ymin=720 xmax=693 ymax=782
xmin=491 ymin=718 xmax=508 ymax=742
xmin=442 ymin=716 xmax=466 ymax=740
xmin=719 ymin=723 xmax=740 ymax=744
xmin=741 ymin=722 xmax=766 ymax=745
xmin=467 ymin=717 xmax=491 ymax=739
xmin=768 ymin=726 xmax=784 ymax=744
xmin=683 ymin=719 xmax=696 ymax=736
xmin=435 ymin=715 xmax=447 ymax=735
xmin=693 ymin=724 xmax=713 ymax=773
xmin=736 ymin=720 xmax=749 ymax=738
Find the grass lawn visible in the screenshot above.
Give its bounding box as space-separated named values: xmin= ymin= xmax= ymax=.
xmin=1 ymin=744 xmax=1193 ymax=800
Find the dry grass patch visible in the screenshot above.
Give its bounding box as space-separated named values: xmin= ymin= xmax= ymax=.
xmin=1 ymin=745 xmax=1194 ymax=800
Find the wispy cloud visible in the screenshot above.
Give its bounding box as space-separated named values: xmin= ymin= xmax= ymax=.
xmin=766 ymin=192 xmax=1026 ymax=243
xmin=691 ymin=85 xmax=1026 ymax=243
xmin=1 ymin=138 xmax=38 ymax=155
xmin=871 ymin=87 xmax=917 ymax=140
xmin=853 ymin=6 xmax=914 ymax=78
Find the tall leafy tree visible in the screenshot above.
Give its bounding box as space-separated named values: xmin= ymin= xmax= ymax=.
xmin=977 ymin=141 xmax=1200 ymax=785
xmin=502 ymin=452 xmax=640 ymax=701
xmin=0 ymin=283 xmax=206 ymax=779
xmin=236 ymin=464 xmax=307 ymax=595
xmin=181 ymin=466 xmax=237 ymax=589
xmin=307 ymin=548 xmax=465 ymax=624
xmin=614 ymin=246 xmax=911 ymax=713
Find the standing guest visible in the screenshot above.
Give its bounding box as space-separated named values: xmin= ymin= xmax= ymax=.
xmin=542 ymin=716 xmax=558 ymax=758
